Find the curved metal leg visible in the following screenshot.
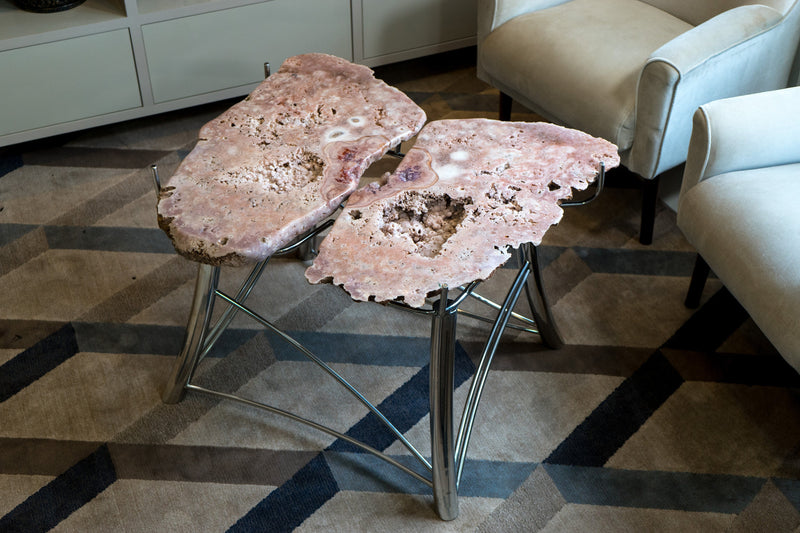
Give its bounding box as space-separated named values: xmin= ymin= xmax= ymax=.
xmin=163 ymin=263 xmax=220 ymax=403
xmin=294 ymin=236 xmax=319 ymax=261
xmin=455 ymin=264 xmax=529 ymax=485
xmin=199 ymin=259 xmax=269 ymax=363
xmin=430 ymin=287 xmax=459 ymax=521
xmin=520 ymin=243 xmax=564 ymax=349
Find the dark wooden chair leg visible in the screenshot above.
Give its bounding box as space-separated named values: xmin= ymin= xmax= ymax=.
xmin=685 ymin=254 xmax=710 ymax=308
xmin=639 ymin=175 xmax=660 ymax=245
xmin=499 ymin=92 xmax=512 ymax=121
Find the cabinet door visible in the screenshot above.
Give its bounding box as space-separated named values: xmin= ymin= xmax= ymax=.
xmin=0 ymin=29 xmax=141 ymax=137
xmin=143 ymin=0 xmax=352 ymax=103
xmin=361 ymin=0 xmax=477 ymax=59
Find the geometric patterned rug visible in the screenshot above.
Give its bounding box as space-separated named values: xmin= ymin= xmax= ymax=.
xmin=2 ymin=49 xmax=800 ymax=532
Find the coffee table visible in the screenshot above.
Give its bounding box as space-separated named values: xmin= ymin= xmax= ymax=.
xmin=155 ymin=54 xmax=617 ymax=521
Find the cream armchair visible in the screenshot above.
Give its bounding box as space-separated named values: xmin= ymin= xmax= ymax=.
xmin=477 ymin=0 xmax=800 ymax=243
xmin=678 ymin=87 xmax=800 ymax=366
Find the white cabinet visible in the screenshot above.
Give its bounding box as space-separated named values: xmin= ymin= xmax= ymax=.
xmin=142 ymin=0 xmax=352 ymax=103
xmin=0 ymin=0 xmax=476 ymax=147
xmin=0 ymin=29 xmax=140 ymax=137
xmin=357 ymin=0 xmax=477 ymax=66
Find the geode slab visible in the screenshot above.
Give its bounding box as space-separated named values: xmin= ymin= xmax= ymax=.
xmin=305 ymin=119 xmax=620 ymax=307
xmin=157 ymin=53 xmax=426 ymax=266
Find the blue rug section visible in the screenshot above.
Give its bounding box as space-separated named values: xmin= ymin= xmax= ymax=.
xmin=664 ymin=287 xmax=749 ymax=352
xmin=0 ymin=154 xmax=23 ymax=179
xmin=0 ymin=223 xmax=38 ymax=247
xmin=233 ymin=341 xmax=476 ymax=527
xmin=531 ymin=245 xmax=562 ymax=270
xmin=545 ymin=351 xmax=684 ymax=467
xmin=456 ymin=459 xmax=538 ymax=498
xmin=269 ymin=330 xmax=433 ymax=367
xmin=44 ymin=226 xmax=175 ymax=254
xmin=74 ymin=322 xmax=185 ymax=355
xmin=327 ymin=452 xmax=537 ymax=499
xmin=573 ymin=247 xmax=698 ymax=276
xmin=227 ymin=453 xmax=339 ymax=533
xmin=327 ymin=342 xmax=476 ymax=453
xmin=324 ymin=451 xmax=431 ymax=495
xmin=0 ymin=445 xmax=117 ymax=532
xmin=773 ymin=478 xmax=800 ymax=514
xmin=0 ymin=323 xmax=79 ymax=403
xmin=545 ymin=464 xmax=764 ymax=514
xmin=73 ymin=322 xmax=258 ymax=357
xmin=668 ymin=350 xmax=800 ymax=387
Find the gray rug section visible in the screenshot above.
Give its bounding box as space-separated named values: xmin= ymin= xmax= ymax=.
xmin=477 ymin=465 xmax=567 ymax=533
xmin=115 ymin=332 xmax=277 ymax=444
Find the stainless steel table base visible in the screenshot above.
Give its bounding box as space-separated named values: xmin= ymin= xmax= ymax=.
xmin=150 ymin=162 xmax=603 ymax=520
xmin=161 ymin=236 xmax=560 ymax=521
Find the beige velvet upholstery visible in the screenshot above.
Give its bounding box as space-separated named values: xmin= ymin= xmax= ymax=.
xmin=478 ymin=0 xmax=800 ymax=181
xmin=677 ymin=87 xmax=800 ymax=366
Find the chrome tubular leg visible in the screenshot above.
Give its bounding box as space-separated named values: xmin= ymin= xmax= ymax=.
xmin=429 ymin=286 xmax=459 ymax=521
xmin=521 ymin=243 xmax=564 ymax=349
xmin=163 ymin=263 xmax=220 ymax=403
xmin=294 ymin=237 xmax=317 ymax=261
xmin=200 ymin=258 xmax=270 ymax=360
xmin=214 ymin=290 xmax=432 ymax=470
xmin=455 ymin=265 xmax=529 ymax=485
xmin=150 ymin=164 xmax=161 ymax=197
xmin=186 ymin=383 xmax=433 ymax=488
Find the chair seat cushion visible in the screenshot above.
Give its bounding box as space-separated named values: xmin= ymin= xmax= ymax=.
xmin=678 ymin=164 xmax=800 ymax=361
xmin=480 ymin=0 xmax=691 ymax=149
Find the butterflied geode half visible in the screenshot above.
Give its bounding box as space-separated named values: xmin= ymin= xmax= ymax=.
xmin=305 ymin=119 xmax=620 ymax=307
xmin=157 ymin=53 xmax=426 ymax=266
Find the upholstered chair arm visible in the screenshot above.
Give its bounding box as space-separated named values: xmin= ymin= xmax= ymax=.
xmin=679 ymin=86 xmax=800 ymax=201
xmin=630 ymin=5 xmax=791 ymax=179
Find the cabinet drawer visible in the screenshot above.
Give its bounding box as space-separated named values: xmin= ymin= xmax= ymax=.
xmin=0 ymin=29 xmax=141 ymax=137
xmin=143 ymin=0 xmax=352 ymax=103
xmin=362 ymin=0 xmax=477 ymax=59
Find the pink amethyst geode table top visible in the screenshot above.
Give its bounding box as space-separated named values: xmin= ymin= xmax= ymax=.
xmin=157 ymin=53 xmax=426 ymax=266
xmin=304 ymin=119 xmax=620 ymax=307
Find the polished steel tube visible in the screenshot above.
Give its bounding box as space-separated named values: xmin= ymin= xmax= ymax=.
xmin=456 ymin=309 xmax=539 ymax=334
xmin=454 ymin=265 xmax=529 ymax=485
xmin=186 ymin=384 xmax=433 ymax=488
xmin=214 ymin=290 xmax=432 ymax=471
xmin=465 ymin=289 xmax=537 ymax=327
xmin=200 ymin=220 xmax=333 ymax=361
xmin=521 ymin=243 xmax=564 ymax=349
xmin=199 ymin=258 xmax=270 ymax=362
xmin=150 ymin=164 xmax=161 ymax=196
xmin=429 ymin=286 xmax=459 ymax=520
xmin=445 ymin=281 xmax=481 ymax=312
xmin=275 ymin=219 xmax=334 ymax=256
xmin=561 ymin=161 xmax=605 ymax=208
xmin=162 ymin=264 xmax=220 ymax=403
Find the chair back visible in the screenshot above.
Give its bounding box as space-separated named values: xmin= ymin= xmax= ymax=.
xmin=640 ymin=0 xmax=796 ymax=24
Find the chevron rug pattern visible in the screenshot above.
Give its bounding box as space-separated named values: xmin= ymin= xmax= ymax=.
xmin=2 ymin=49 xmax=800 ymax=532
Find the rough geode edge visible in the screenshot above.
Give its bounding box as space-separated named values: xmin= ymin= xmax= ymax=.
xmin=157 ymin=53 xmax=426 ymax=266
xmin=305 ymin=119 xmax=620 ymax=308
